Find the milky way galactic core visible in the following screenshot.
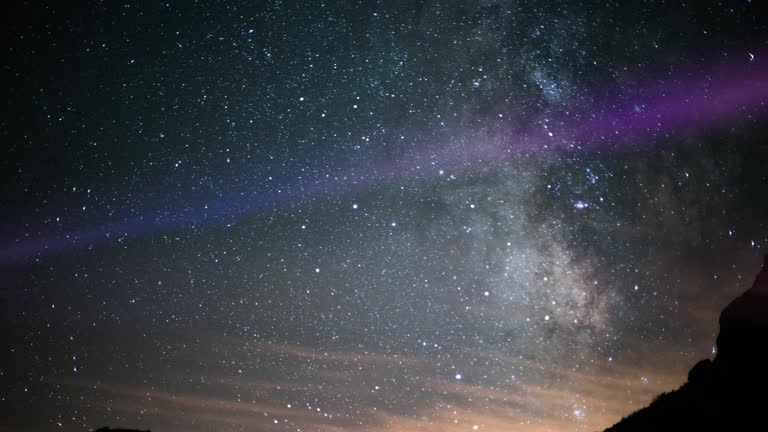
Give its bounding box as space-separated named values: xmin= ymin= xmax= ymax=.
xmin=1 ymin=2 xmax=767 ymax=432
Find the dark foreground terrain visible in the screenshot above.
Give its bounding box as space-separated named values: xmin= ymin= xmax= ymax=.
xmin=606 ymin=255 xmax=768 ymax=431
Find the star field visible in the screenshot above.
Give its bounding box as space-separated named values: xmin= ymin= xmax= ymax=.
xmin=1 ymin=1 xmax=768 ymax=431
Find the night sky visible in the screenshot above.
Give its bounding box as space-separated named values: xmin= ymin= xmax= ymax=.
xmin=2 ymin=1 xmax=768 ymax=431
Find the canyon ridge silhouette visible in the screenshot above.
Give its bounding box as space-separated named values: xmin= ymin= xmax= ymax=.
xmin=605 ymin=254 xmax=768 ymax=431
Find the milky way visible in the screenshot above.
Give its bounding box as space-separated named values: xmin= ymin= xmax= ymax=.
xmin=2 ymin=2 xmax=768 ymax=432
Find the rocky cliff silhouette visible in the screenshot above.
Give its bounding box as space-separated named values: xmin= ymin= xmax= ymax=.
xmin=604 ymin=254 xmax=768 ymax=431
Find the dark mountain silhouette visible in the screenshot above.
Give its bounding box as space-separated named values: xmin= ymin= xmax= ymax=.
xmin=605 ymin=254 xmax=768 ymax=431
